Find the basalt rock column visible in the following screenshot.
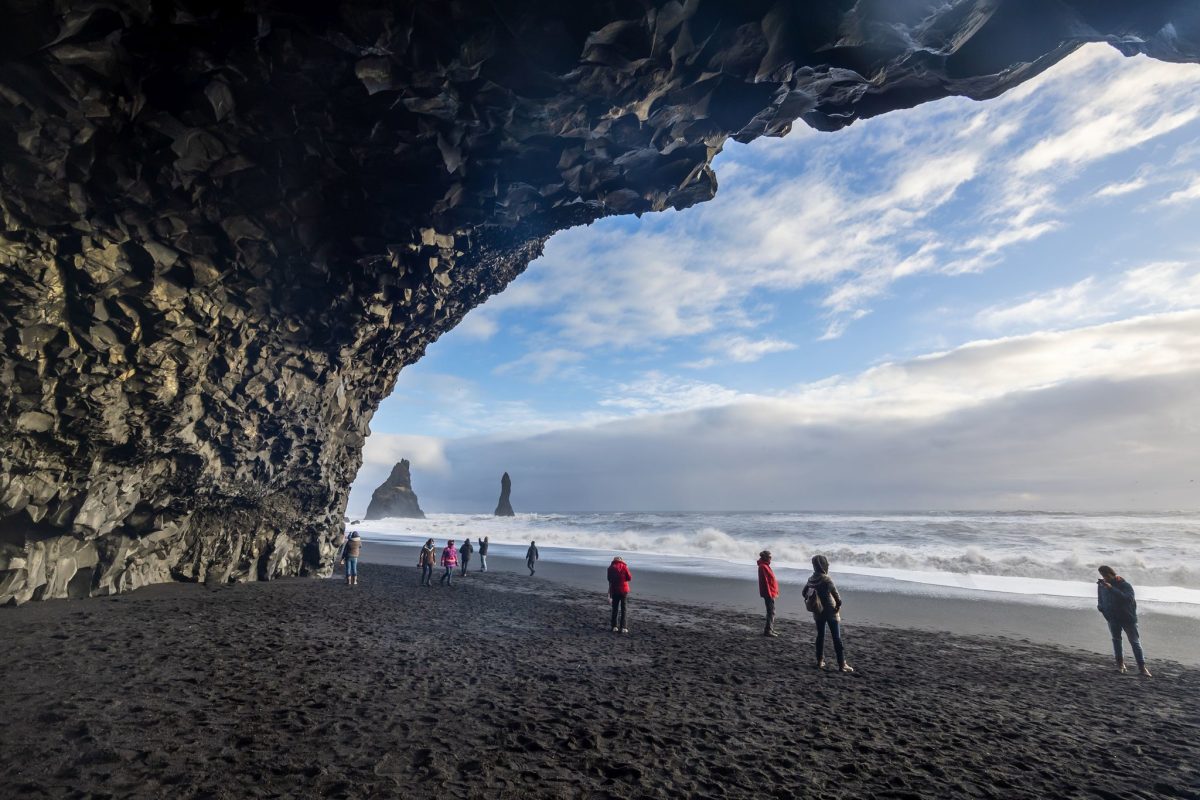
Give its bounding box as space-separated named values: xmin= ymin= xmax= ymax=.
xmin=365 ymin=460 xmax=425 ymax=520
xmin=494 ymin=473 xmax=515 ymax=518
xmin=2 ymin=2 xmax=1199 ymax=603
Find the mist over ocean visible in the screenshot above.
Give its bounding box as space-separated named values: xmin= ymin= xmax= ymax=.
xmin=356 ymin=510 xmax=1200 ymax=614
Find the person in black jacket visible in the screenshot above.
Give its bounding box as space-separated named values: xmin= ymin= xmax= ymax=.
xmin=526 ymin=541 xmax=539 ymax=575
xmin=459 ymin=537 xmax=474 ymax=576
xmin=803 ymin=555 xmax=853 ymax=672
xmin=478 ymin=537 xmax=489 ymax=572
xmin=1097 ymin=565 xmax=1151 ymax=677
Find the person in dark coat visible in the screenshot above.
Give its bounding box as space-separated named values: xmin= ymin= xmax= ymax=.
xmin=803 ymin=555 xmax=853 ymax=672
xmin=478 ymin=537 xmax=489 ymax=572
xmin=1097 ymin=565 xmax=1151 ymax=677
xmin=526 ymin=541 xmax=539 ymax=575
xmin=459 ymin=537 xmax=474 ymax=576
xmin=607 ymin=556 xmax=633 ymax=633
xmin=757 ymin=550 xmax=780 ymax=637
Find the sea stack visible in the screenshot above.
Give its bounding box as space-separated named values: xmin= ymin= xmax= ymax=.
xmin=494 ymin=473 xmax=515 ymax=517
xmin=365 ymin=461 xmax=426 ymax=520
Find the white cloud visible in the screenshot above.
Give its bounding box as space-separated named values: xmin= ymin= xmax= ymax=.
xmin=598 ymin=372 xmax=754 ymax=414
xmin=1162 ymin=175 xmax=1200 ymax=205
xmin=1096 ymin=176 xmax=1149 ymax=197
xmin=493 ymin=348 xmax=585 ymax=382
xmin=685 ymin=335 xmax=797 ymax=368
xmin=976 ymin=262 xmax=1200 ymax=331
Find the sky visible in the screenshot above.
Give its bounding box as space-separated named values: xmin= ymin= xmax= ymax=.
xmin=349 ymin=44 xmax=1200 ymax=514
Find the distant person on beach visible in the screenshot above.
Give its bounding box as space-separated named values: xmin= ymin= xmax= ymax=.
xmin=418 ymin=538 xmax=436 ymax=586
xmin=607 ymin=556 xmax=632 ymax=633
xmin=803 ymin=555 xmax=853 ymax=672
xmin=757 ymin=550 xmax=780 ymax=637
xmin=478 ymin=537 xmax=489 ymax=572
xmin=342 ymin=531 xmax=362 ymax=586
xmin=1097 ymin=565 xmax=1151 ymax=677
xmin=459 ymin=537 xmax=474 ymax=576
xmin=526 ymin=541 xmax=539 ymax=575
xmin=440 ymin=539 xmax=458 ymax=586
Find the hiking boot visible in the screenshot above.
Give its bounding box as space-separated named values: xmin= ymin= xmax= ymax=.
xmin=1139 ymin=665 xmax=1153 ymax=678
xmin=1117 ymin=662 xmax=1129 ymax=674
xmin=621 ymin=628 xmax=629 ymax=634
xmin=816 ymin=659 xmax=826 ymax=669
xmin=839 ymin=663 xmax=855 ymax=673
xmin=764 ymin=630 xmax=779 ymax=637
xmin=611 ymin=626 xmax=619 ymax=633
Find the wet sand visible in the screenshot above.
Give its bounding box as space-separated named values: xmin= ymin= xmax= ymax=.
xmin=2 ymin=560 xmax=1198 ymax=799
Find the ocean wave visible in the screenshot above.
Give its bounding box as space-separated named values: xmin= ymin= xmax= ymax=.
xmin=357 ymin=512 xmax=1200 ymax=589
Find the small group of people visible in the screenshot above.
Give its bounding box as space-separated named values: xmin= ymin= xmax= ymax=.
xmin=758 ymin=550 xmax=853 ymax=672
xmin=416 ymin=538 xmax=540 ymax=585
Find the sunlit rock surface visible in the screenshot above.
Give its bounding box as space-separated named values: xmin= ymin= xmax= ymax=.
xmin=364 ymin=460 xmax=425 ymax=520
xmin=495 ymin=473 xmax=515 ymax=518
xmin=2 ymin=1 xmax=1197 ymax=603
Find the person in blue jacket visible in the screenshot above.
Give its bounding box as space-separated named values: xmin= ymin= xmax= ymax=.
xmin=1097 ymin=565 xmax=1151 ymax=677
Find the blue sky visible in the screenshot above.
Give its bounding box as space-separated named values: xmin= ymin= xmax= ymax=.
xmin=351 ymin=45 xmax=1200 ymax=513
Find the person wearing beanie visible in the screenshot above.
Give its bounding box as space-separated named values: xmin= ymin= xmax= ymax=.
xmin=803 ymin=554 xmax=853 ymax=672
xmin=1097 ymin=565 xmax=1151 ymax=677
xmin=757 ymin=550 xmax=780 ymax=637
xmin=342 ymin=531 xmax=362 ymax=586
xmin=439 ymin=539 xmax=459 ymax=586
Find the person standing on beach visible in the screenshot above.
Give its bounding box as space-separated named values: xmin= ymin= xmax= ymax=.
xmin=526 ymin=541 xmax=539 ymax=575
xmin=758 ymin=550 xmax=780 ymax=637
xmin=1097 ymin=565 xmax=1151 ymax=677
xmin=803 ymin=555 xmax=853 ymax=672
xmin=439 ymin=539 xmax=458 ymax=586
xmin=342 ymin=531 xmax=362 ymax=586
xmin=418 ymin=538 xmax=436 ymax=586
xmin=459 ymin=537 xmax=474 ymax=576
xmin=478 ymin=537 xmax=489 ymax=572
xmin=607 ymin=556 xmax=632 ymax=633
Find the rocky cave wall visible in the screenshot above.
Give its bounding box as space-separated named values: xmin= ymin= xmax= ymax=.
xmin=1 ymin=0 xmax=1197 ymax=603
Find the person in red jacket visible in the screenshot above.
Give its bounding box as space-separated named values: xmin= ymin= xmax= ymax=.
xmin=607 ymin=556 xmax=633 ymax=634
xmin=758 ymin=550 xmax=780 ymax=637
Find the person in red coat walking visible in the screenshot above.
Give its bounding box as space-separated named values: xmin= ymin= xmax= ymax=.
xmin=607 ymin=556 xmax=633 ymax=634
xmin=758 ymin=550 xmax=780 ymax=637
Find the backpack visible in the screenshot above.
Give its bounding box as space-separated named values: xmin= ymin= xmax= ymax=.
xmin=802 ymin=583 xmax=823 ymax=614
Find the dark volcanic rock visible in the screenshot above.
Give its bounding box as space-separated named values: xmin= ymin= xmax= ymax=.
xmin=1 ymin=1 xmax=1198 ymax=602
xmin=365 ymin=460 xmax=425 ymax=520
xmin=494 ymin=473 xmax=515 ymax=518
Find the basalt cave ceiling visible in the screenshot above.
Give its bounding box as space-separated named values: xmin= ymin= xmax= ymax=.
xmin=1 ymin=1 xmax=1198 ymax=603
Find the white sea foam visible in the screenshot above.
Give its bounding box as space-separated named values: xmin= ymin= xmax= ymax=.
xmin=353 ymin=510 xmax=1200 ymax=609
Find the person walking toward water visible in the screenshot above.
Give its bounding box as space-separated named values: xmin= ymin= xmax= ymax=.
xmin=803 ymin=555 xmax=853 ymax=672
xmin=607 ymin=556 xmax=632 ymax=633
xmin=440 ymin=539 xmax=458 ymax=586
xmin=459 ymin=537 xmax=474 ymax=576
xmin=478 ymin=537 xmax=489 ymax=572
xmin=418 ymin=538 xmax=436 ymax=586
xmin=758 ymin=550 xmax=780 ymax=637
xmin=1097 ymin=565 xmax=1151 ymax=677
xmin=342 ymin=531 xmax=362 ymax=586
xmin=526 ymin=541 xmax=539 ymax=575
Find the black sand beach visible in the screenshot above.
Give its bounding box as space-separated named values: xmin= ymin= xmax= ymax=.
xmin=2 ymin=559 xmax=1198 ymax=799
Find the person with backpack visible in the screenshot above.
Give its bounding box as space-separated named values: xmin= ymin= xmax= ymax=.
xmin=757 ymin=550 xmax=780 ymax=637
xmin=459 ymin=537 xmax=474 ymax=576
xmin=478 ymin=537 xmax=489 ymax=572
xmin=342 ymin=531 xmax=362 ymax=586
xmin=439 ymin=539 xmax=459 ymax=586
xmin=607 ymin=556 xmax=633 ymax=633
xmin=803 ymin=555 xmax=853 ymax=672
xmin=526 ymin=541 xmax=539 ymax=575
xmin=418 ymin=539 xmax=436 ymax=586
xmin=1097 ymin=565 xmax=1151 ymax=677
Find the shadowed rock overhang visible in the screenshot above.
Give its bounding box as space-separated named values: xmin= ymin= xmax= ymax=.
xmin=1 ymin=1 xmax=1197 ymax=603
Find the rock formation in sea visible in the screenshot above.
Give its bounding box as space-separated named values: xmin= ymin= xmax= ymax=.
xmin=1 ymin=2 xmax=1197 ymax=603
xmin=364 ymin=460 xmax=425 ymax=520
xmin=494 ymin=473 xmax=516 ymax=518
